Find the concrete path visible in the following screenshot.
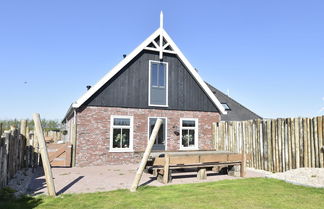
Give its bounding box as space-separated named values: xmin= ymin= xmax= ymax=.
xmin=27 ymin=165 xmax=266 ymax=195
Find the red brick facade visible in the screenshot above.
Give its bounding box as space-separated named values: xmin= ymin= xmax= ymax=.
xmin=74 ymin=106 xmax=220 ymax=167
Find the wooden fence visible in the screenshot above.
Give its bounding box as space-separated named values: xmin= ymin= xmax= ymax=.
xmin=0 ymin=125 xmax=39 ymax=189
xmin=213 ymin=116 xmax=324 ymax=172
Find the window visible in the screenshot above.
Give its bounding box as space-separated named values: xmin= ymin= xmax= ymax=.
xmin=110 ymin=116 xmax=133 ymax=152
xmin=148 ymin=117 xmax=167 ymax=150
xmin=221 ymin=103 xmax=230 ymax=111
xmin=180 ymin=118 xmax=198 ymax=150
xmin=149 ymin=60 xmax=168 ymax=106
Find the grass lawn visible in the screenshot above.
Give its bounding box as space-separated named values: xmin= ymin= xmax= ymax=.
xmin=1 ymin=178 xmax=324 ymax=209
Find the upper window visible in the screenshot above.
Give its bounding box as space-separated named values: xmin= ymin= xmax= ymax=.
xmin=180 ymin=118 xmax=198 ymax=150
xmin=110 ymin=116 xmax=133 ymax=152
xmin=221 ymin=103 xmax=230 ymax=111
xmin=149 ymin=61 xmax=168 ymax=106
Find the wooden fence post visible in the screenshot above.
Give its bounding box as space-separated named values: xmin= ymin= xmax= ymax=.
xmin=163 ymin=154 xmax=170 ymax=184
xmin=130 ymin=118 xmax=162 ymax=192
xmin=33 ymin=113 xmax=56 ymax=196
xmin=318 ymin=116 xmax=323 ymax=168
xmin=71 ymin=123 xmax=77 ymax=167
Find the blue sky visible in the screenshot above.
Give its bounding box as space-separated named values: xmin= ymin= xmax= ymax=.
xmin=0 ymin=0 xmax=323 ymax=120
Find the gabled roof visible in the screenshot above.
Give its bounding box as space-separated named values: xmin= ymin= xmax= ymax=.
xmin=71 ymin=12 xmax=226 ymax=115
xmin=206 ymin=83 xmax=262 ymax=121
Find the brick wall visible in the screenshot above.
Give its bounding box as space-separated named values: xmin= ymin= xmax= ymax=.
xmin=75 ymin=106 xmax=220 ymax=167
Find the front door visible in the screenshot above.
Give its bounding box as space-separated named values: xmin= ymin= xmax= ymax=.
xmin=148 ymin=118 xmax=166 ymax=151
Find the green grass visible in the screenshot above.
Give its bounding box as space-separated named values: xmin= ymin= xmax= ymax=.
xmin=1 ymin=178 xmax=324 ymax=209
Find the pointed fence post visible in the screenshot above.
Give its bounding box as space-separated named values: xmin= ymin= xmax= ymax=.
xmin=130 ymin=118 xmax=163 ymax=192
xmin=33 ymin=113 xmax=56 ymax=196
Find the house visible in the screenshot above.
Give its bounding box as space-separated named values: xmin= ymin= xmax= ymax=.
xmin=206 ymin=83 xmax=262 ymax=121
xmin=62 ymin=12 xmax=259 ymax=167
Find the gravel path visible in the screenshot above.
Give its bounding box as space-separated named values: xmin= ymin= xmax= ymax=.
xmin=266 ymin=168 xmax=324 ymax=188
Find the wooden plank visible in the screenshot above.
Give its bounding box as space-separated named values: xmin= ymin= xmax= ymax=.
xmin=71 ymin=122 xmax=77 ymax=167
xmin=33 ymin=113 xmax=56 ymax=196
xmin=213 ymin=123 xmax=217 ymax=150
xmin=284 ymin=119 xmax=288 ymax=171
xmin=310 ymin=118 xmax=315 ymax=167
xmin=163 ymin=154 xmax=170 ymax=184
xmin=227 ymin=154 xmax=242 ymax=162
xmin=307 ymin=118 xmax=311 ymax=167
xmin=267 ymin=120 xmax=272 ymax=172
xmin=322 ymin=116 xmax=324 ymax=167
xmin=288 ymin=118 xmax=292 ymax=170
xmin=170 ymin=155 xmax=200 ymax=165
xmin=290 ymin=118 xmax=295 ymax=169
xmin=65 ymin=144 xmax=72 ymax=167
xmin=303 ymin=118 xmax=308 ymax=167
xmin=200 ymin=154 xmax=228 ymax=163
xmin=272 ymin=119 xmax=277 ymax=172
xmin=240 ymin=153 xmax=246 ymax=177
xmin=295 ymin=118 xmax=300 ymax=168
xmin=48 ymin=145 xmax=66 ymax=163
xmin=318 ymin=116 xmax=323 ymax=168
xmin=262 ymin=120 xmax=267 ymax=171
xmin=277 ymin=119 xmax=281 ymax=172
xmin=197 ymin=168 xmax=207 ymax=180
xmin=314 ymin=117 xmax=319 ymax=167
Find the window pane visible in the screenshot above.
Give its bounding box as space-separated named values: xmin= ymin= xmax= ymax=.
xmin=149 ymin=118 xmax=165 ymax=145
xmin=114 ymin=118 xmax=130 ymax=126
xmin=151 ymin=63 xmax=158 ymax=86
xmin=188 ymin=130 xmax=195 ymax=146
xmin=157 ymin=123 xmax=165 ymax=144
xmin=158 ymin=63 xmax=165 ymax=87
xmin=221 ymin=103 xmax=230 ymax=110
xmin=112 ymin=128 xmax=122 ymax=148
xmin=121 ymin=129 xmax=130 ymax=148
xmin=182 ymin=130 xmax=189 ymax=147
xmin=182 ymin=120 xmax=195 ymax=127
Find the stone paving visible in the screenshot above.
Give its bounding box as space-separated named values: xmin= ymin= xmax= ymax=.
xmin=23 ymin=165 xmax=266 ymax=195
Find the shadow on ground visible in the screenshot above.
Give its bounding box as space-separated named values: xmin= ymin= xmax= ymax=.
xmin=0 ymin=187 xmax=43 ymax=209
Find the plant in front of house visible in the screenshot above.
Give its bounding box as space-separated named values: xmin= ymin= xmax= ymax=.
xmin=182 ymin=134 xmax=194 ymax=147
xmin=113 ymin=132 xmax=129 ymax=148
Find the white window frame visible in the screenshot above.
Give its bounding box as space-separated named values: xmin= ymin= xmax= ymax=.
xmin=179 ymin=118 xmax=198 ymax=150
xmin=148 ymin=60 xmax=168 ymax=107
xmin=109 ymin=115 xmax=134 ymax=152
xmin=147 ymin=117 xmax=168 ymax=151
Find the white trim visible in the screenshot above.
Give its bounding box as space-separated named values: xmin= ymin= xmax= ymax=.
xmin=179 ymin=118 xmax=198 ymax=150
xmin=71 ymin=25 xmax=226 ymax=115
xmin=144 ymin=47 xmax=177 ymax=54
xmin=148 ymin=60 xmax=169 ymax=107
xmin=152 ymin=40 xmax=159 ymax=48
xmin=147 ymin=117 xmax=168 ymax=151
xmin=109 ymin=115 xmax=134 ymax=152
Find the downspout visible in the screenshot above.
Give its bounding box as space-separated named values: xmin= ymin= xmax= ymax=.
xmin=71 ymin=108 xmax=77 ymax=167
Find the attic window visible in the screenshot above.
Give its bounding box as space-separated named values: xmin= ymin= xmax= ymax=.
xmin=149 ymin=60 xmax=168 ymax=107
xmin=221 ymin=103 xmax=230 ymax=111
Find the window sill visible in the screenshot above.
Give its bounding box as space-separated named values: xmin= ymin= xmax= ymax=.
xmin=109 ymin=149 xmax=134 ymax=153
xmin=179 ymin=147 xmax=198 ymax=151
xmin=148 ymin=104 xmax=169 ymax=107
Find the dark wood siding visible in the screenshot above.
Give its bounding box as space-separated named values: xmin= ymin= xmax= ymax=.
xmin=85 ymin=50 xmax=219 ymax=112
